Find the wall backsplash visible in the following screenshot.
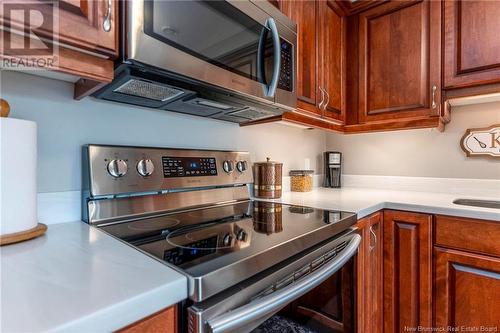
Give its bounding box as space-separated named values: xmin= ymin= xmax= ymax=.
xmin=326 ymin=101 xmax=500 ymax=180
xmin=1 ymin=71 xmax=326 ymax=193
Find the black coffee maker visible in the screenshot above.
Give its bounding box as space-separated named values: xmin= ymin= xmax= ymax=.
xmin=324 ymin=152 xmax=342 ymax=188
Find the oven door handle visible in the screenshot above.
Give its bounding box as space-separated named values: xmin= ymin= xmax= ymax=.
xmin=206 ymin=234 xmax=361 ymax=333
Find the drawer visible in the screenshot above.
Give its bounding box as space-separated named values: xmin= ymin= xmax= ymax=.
xmin=435 ymin=215 xmax=500 ymax=257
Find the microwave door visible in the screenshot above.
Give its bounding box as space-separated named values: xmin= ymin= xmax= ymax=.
xmin=131 ymin=0 xmax=275 ymax=103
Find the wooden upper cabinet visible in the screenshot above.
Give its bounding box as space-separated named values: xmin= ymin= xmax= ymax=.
xmin=278 ymin=0 xmax=345 ymax=122
xmin=358 ymin=0 xmax=441 ymax=123
xmin=279 ymin=0 xmax=318 ymax=110
xmin=383 ymin=210 xmax=432 ymax=333
xmin=443 ymin=0 xmax=500 ymax=89
xmin=56 ymin=0 xmax=118 ymax=57
xmin=3 ymin=0 xmax=118 ymax=57
xmin=318 ymin=0 xmax=346 ymax=122
xmin=434 ymin=247 xmax=500 ymax=330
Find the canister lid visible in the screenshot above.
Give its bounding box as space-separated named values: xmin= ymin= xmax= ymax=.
xmin=289 ymin=170 xmax=314 ymax=176
xmin=254 ymin=157 xmax=283 ymax=166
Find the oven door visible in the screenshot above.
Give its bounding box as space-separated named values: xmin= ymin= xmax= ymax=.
xmin=187 ymin=232 xmax=360 ymax=333
xmin=126 ymin=0 xmax=296 ymax=109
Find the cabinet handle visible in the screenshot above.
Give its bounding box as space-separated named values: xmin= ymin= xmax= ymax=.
xmin=318 ymin=87 xmax=325 ymax=113
xmin=103 ymin=0 xmax=112 ymax=32
xmin=431 ymin=85 xmax=437 ymax=110
xmin=324 ymin=89 xmax=330 ymax=111
xmin=369 ymin=226 xmax=377 ymax=252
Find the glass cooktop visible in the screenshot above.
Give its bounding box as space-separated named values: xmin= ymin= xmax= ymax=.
xmin=100 ymin=200 xmax=356 ymax=300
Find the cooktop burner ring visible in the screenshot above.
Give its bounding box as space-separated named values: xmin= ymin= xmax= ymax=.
xmin=127 ymin=217 xmax=181 ymax=231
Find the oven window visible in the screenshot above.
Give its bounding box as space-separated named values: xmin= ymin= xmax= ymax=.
xmin=253 ymin=258 xmax=356 ymax=333
xmin=144 ymin=0 xmax=275 ymax=83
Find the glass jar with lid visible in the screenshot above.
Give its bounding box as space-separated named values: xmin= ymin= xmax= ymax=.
xmin=289 ymin=170 xmax=314 ymax=192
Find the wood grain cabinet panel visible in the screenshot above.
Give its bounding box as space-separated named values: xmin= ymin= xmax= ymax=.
xmin=435 ymin=215 xmax=500 ymax=257
xmin=318 ymin=0 xmax=346 ymax=122
xmin=383 ymin=210 xmax=432 ymax=333
xmin=278 ymin=0 xmax=345 ymax=122
xmin=356 ymin=212 xmax=383 ymax=333
xmin=2 ymin=0 xmax=118 ymax=57
xmin=117 ymin=306 xmax=176 ymax=333
xmin=434 ymin=247 xmax=500 ymax=330
xmin=358 ymin=0 xmax=441 ymax=123
xmin=444 ymin=0 xmax=500 ymax=89
xmin=279 ymin=0 xmax=318 ymax=109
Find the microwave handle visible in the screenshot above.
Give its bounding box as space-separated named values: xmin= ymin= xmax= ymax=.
xmin=266 ymin=17 xmax=281 ymax=98
xmin=206 ymin=234 xmax=361 ymax=333
xmin=257 ymin=24 xmax=268 ymax=87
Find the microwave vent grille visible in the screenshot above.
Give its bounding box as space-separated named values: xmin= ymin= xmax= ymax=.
xmin=114 ymin=79 xmax=184 ymax=102
xmin=230 ymin=108 xmax=277 ymax=120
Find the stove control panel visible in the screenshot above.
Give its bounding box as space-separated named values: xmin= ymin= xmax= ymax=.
xmin=162 ymin=156 xmax=217 ymax=177
xmin=84 ymin=145 xmax=252 ymax=197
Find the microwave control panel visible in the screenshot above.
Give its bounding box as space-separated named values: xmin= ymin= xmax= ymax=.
xmin=278 ymin=39 xmax=293 ymax=92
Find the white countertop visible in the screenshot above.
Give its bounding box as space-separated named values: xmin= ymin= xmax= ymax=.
xmin=2 ymin=176 xmax=498 ymax=332
xmin=0 ymin=222 xmax=187 ymax=333
xmin=266 ymin=186 xmax=500 ymax=221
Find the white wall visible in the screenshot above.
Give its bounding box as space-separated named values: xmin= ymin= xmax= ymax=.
xmin=326 ymin=102 xmax=500 ymax=180
xmin=2 ymin=70 xmax=498 ymax=196
xmin=0 ymin=71 xmax=326 ymax=193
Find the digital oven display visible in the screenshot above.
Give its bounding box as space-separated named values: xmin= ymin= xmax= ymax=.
xmin=162 ymin=156 xmax=217 ymax=177
xmin=163 ymin=236 xmax=218 ymax=265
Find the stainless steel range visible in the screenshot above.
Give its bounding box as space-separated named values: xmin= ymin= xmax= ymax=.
xmin=82 ymin=145 xmax=360 ymax=333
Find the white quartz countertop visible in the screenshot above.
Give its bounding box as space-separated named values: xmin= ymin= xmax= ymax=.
xmin=265 ymin=186 xmax=500 ymax=221
xmin=0 ymin=222 xmax=187 ymax=333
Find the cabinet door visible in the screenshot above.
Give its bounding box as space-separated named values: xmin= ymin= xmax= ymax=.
xmin=3 ymin=0 xmax=118 ymax=57
xmin=318 ymin=0 xmax=346 ymax=122
xmin=356 ymin=212 xmax=383 ymax=333
xmin=358 ymin=0 xmax=441 ymax=123
xmin=434 ymin=247 xmax=500 ymax=330
xmin=279 ymin=0 xmax=318 ymax=113
xmin=383 ymin=210 xmax=432 ymax=333
xmin=443 ymin=0 xmax=500 ymax=89
xmin=117 ymin=306 xmax=176 ymax=333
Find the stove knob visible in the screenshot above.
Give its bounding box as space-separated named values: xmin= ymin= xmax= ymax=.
xmin=236 ymin=229 xmax=247 ymax=241
xmin=137 ymin=159 xmax=155 ymax=177
xmin=223 ymin=160 xmax=234 ymax=174
xmin=107 ymin=159 xmax=128 ymax=178
xmin=222 ymin=233 xmax=233 ymax=246
xmin=236 ymin=161 xmax=247 ymax=173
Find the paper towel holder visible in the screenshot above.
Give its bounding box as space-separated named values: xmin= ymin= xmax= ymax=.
xmin=0 ymin=98 xmax=47 ymax=246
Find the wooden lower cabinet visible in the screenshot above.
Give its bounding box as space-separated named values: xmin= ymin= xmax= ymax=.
xmin=117 ymin=306 xmax=176 ymax=333
xmin=434 ymin=247 xmax=500 ymax=330
xmin=356 ymin=212 xmax=382 ymax=333
xmin=383 ymin=210 xmax=433 ymax=333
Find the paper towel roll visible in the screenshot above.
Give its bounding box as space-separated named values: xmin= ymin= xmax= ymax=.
xmin=0 ymin=117 xmax=37 ymax=235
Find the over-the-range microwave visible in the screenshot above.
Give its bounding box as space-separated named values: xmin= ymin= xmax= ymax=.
xmin=94 ymin=0 xmax=297 ymax=123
